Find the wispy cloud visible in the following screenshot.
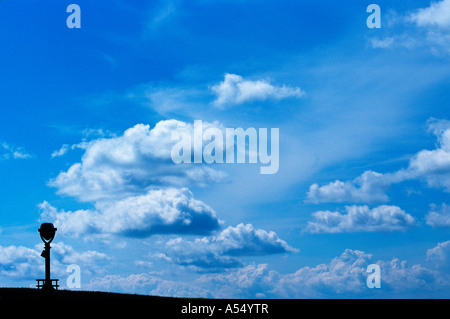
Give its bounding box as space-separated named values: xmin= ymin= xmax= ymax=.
xmin=51 ymin=127 xmax=116 ymax=158
xmin=304 ymin=205 xmax=415 ymax=234
xmin=211 ymin=73 xmax=304 ymax=108
xmin=142 ymin=0 xmax=180 ymax=38
xmin=368 ymin=0 xmax=450 ymax=55
xmin=0 ymin=142 xmax=32 ymax=160
xmin=306 ymin=118 xmax=450 ymax=204
xmin=51 ymin=142 xmax=88 ymax=158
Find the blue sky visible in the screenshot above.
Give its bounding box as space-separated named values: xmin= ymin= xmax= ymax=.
xmin=0 ymin=0 xmax=450 ymax=298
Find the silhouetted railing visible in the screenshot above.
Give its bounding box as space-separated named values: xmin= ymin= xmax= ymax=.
xmin=36 ymin=279 xmax=59 ymax=290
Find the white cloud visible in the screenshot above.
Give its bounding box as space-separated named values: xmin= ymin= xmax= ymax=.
xmin=51 ymin=142 xmax=88 ymax=158
xmin=86 ymin=273 xmax=164 ymax=296
xmin=143 ymin=0 xmax=178 ymax=37
xmin=49 ymin=120 xmax=226 ymax=202
xmin=305 ymin=205 xmax=415 ymax=233
xmin=85 ymin=264 xmax=274 ymax=298
xmin=0 ymin=245 xmax=41 ymax=280
xmin=1 ymin=142 xmax=32 ymax=160
xmin=368 ymin=33 xmax=422 ymax=51
xmin=426 ymin=240 xmax=450 ymax=269
xmin=369 ymin=37 xmax=395 ymax=49
xmin=306 ymin=171 xmax=392 ymax=204
xmin=426 ymin=203 xmax=450 ymax=227
xmin=143 ymin=86 xmax=201 ymax=116
xmin=49 ymin=242 xmax=110 ymax=265
xmin=367 ymin=1 xmax=450 ymax=55
xmin=156 ymin=223 xmax=298 ymax=270
xmin=50 ymin=127 xmax=115 ymax=158
xmin=51 ymin=144 xmax=70 ymax=158
xmin=307 ymin=119 xmax=450 ymax=204
xmin=406 ymin=121 xmax=450 ymax=191
xmin=86 ymin=248 xmax=450 ymax=298
xmin=39 ymin=188 xmax=222 ymax=239
xmin=212 ymin=223 xmax=299 ymax=255
xmin=211 ymin=73 xmax=304 ymax=108
xmin=0 ymin=242 xmax=108 ymax=286
xmin=409 ymin=0 xmax=450 ymax=28
xmin=269 ymin=249 xmax=373 ymax=298
xmin=377 ymin=257 xmax=446 ymax=294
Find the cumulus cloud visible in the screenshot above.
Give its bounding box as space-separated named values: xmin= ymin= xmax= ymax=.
xmin=49 ymin=120 xmax=227 ymax=202
xmin=87 ymin=247 xmax=450 ymax=298
xmin=156 ymin=223 xmax=298 ymax=270
xmin=211 ymin=223 xmax=298 ymax=256
xmin=0 ymin=243 xmax=108 ymax=286
xmin=211 ymin=73 xmax=304 ymax=108
xmin=39 ymin=188 xmax=222 ymax=239
xmin=306 ymin=119 xmax=450 ymax=204
xmin=306 ymin=171 xmax=392 ymax=204
xmin=426 ymin=240 xmax=450 ymax=270
xmin=0 ymin=245 xmax=41 ymax=280
xmin=406 ymin=119 xmax=450 ymax=191
xmin=409 ymin=0 xmax=450 ymax=28
xmin=305 ymin=205 xmax=415 ymax=233
xmin=269 ymin=249 xmax=373 ymax=298
xmin=86 ymin=264 xmax=273 ymax=298
xmin=426 ymin=203 xmax=450 ymax=228
xmin=85 ymin=264 xmax=270 ymax=298
xmin=49 ymin=242 xmax=110 ymax=265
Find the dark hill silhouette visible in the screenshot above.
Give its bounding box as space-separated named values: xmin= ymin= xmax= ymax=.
xmin=0 ymin=287 xmax=172 ymax=300
xmin=0 ymin=287 xmax=438 ymax=317
xmin=0 ymin=288 xmax=280 ymax=317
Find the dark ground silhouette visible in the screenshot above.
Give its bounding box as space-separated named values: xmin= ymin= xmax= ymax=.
xmin=0 ymin=288 xmax=280 ymax=316
xmin=0 ymin=287 xmax=441 ymax=317
xmin=0 ymin=287 xmax=169 ymax=300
